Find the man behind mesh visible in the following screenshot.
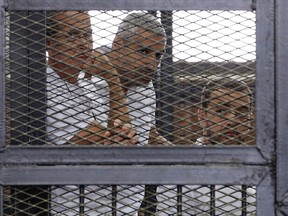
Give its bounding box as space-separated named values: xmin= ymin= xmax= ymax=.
xmin=46 ymin=11 xmax=137 ymax=146
xmin=157 ymin=77 xmax=256 ymax=215
xmin=196 ymin=77 xmax=253 ymax=146
xmin=46 ymin=11 xmax=170 ymax=215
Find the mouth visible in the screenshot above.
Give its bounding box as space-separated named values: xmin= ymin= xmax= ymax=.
xmin=224 ymin=131 xmax=238 ymax=137
xmin=140 ymin=78 xmax=152 ymax=83
xmin=78 ymin=55 xmax=88 ymax=60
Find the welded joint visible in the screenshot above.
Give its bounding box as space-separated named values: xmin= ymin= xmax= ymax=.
xmin=281 ymin=192 xmax=288 ymax=205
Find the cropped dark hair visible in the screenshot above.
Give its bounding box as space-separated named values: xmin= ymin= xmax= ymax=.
xmin=201 ymin=77 xmax=253 ymax=110
xmin=46 ymin=11 xmax=89 ymax=37
xmin=46 ymin=11 xmax=58 ymax=37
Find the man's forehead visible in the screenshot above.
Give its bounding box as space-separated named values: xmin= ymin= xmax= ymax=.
xmin=209 ymin=88 xmax=250 ymax=105
xmin=53 ymin=11 xmax=91 ymax=27
xmin=129 ymin=31 xmax=165 ymax=47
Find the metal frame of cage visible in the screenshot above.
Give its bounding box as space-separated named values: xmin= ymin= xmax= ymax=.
xmin=0 ymin=0 xmax=287 ymax=215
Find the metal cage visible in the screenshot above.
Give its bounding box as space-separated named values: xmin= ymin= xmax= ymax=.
xmin=0 ymin=0 xmax=287 ymax=215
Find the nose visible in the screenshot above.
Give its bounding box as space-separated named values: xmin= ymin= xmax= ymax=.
xmin=224 ymin=111 xmax=237 ymax=126
xmin=145 ymin=56 xmax=159 ymax=71
xmin=76 ymin=38 xmax=91 ymax=50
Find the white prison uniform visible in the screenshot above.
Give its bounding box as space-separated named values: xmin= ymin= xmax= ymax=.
xmin=46 ymin=67 xmax=99 ymax=145
xmin=156 ymin=138 xmax=256 ymax=215
xmin=88 ymin=75 xmax=156 ymax=146
xmin=84 ymin=76 xmax=156 ymax=215
xmin=47 ymin=67 xmax=155 ymax=215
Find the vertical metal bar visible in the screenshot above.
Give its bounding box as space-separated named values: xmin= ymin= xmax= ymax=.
xmin=147 ymin=11 xmax=157 ymax=17
xmin=9 ymin=11 xmax=29 ymax=145
xmin=140 ymin=185 xmax=157 ymax=216
xmin=112 ymin=185 xmax=117 ymax=216
xmin=157 ymin=11 xmax=174 ymax=142
xmin=210 ymin=185 xmax=215 ymax=216
xmin=257 ymin=174 xmax=275 ymax=216
xmin=10 ymin=11 xmax=46 ymax=146
xmin=177 ymin=185 xmax=182 ymax=215
xmin=9 ymin=10 xmax=31 ymax=214
xmin=255 ymin=0 xmax=275 ymax=159
xmin=9 ymin=11 xmax=49 ymax=215
xmin=276 ymin=0 xmax=288 ymax=214
xmin=0 ymin=0 xmax=5 ymax=150
xmin=79 ymin=185 xmax=85 ymax=215
xmin=256 ymin=0 xmax=276 ymax=215
xmin=27 ymin=11 xmax=46 ymax=145
xmin=0 ymin=186 xmax=3 ymax=216
xmin=241 ymin=185 xmax=247 ymax=216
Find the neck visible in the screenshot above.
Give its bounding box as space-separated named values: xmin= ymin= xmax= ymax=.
xmin=49 ymin=59 xmax=79 ymax=84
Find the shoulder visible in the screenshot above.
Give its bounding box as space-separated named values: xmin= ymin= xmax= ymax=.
xmin=94 ymin=45 xmax=111 ymax=55
xmin=46 ymin=67 xmax=53 ymax=73
xmin=130 ymin=81 xmax=155 ymax=95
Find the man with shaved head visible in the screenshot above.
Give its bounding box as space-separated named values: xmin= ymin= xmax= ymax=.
xmin=46 ymin=11 xmax=169 ymax=215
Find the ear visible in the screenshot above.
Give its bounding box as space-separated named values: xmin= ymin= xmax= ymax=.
xmin=246 ymin=111 xmax=254 ymax=130
xmin=198 ymin=108 xmax=207 ymax=128
xmin=46 ymin=37 xmax=52 ymax=46
xmin=46 ymin=40 xmax=52 ymax=53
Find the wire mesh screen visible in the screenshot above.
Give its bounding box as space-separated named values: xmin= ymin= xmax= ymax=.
xmin=5 ymin=10 xmax=255 ymax=147
xmin=4 ymin=9 xmax=256 ymax=216
xmin=4 ymin=185 xmax=256 ymax=215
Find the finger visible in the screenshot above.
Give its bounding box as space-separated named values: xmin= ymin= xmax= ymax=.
xmin=104 ymin=131 xmax=111 ymax=137
xmin=121 ymin=123 xmax=133 ymax=136
xmin=122 ymin=123 xmax=132 ymax=130
xmin=128 ymin=129 xmax=137 ymax=139
xmin=130 ymin=135 xmax=139 ymax=145
xmin=109 ymin=134 xmax=125 ymax=143
xmin=113 ymin=119 xmax=122 ymax=127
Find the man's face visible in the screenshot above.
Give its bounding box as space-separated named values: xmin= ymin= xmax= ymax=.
xmin=199 ymin=88 xmax=252 ymax=145
xmin=47 ymin=11 xmax=93 ymax=71
xmin=113 ymin=29 xmax=166 ymax=88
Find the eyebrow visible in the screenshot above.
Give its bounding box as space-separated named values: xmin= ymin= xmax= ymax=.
xmin=214 ymin=102 xmax=249 ymax=111
xmin=237 ymin=105 xmax=250 ymax=111
xmin=215 ymin=101 xmax=231 ymax=107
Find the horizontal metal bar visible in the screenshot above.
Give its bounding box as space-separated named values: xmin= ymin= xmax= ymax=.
xmin=6 ymin=0 xmax=255 ymax=11
xmin=0 ymin=164 xmax=269 ymax=185
xmin=0 ymin=146 xmax=268 ymax=165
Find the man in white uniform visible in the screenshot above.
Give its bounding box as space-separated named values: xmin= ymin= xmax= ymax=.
xmin=46 ymin=11 xmax=136 ymax=146
xmin=87 ymin=12 xmax=170 ymax=215
xmin=156 ymin=78 xmax=256 ymax=215
xmin=46 ymin=11 xmax=169 ymax=215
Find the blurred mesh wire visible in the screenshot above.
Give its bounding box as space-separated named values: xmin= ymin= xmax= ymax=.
xmin=4 ymin=9 xmax=256 ymax=215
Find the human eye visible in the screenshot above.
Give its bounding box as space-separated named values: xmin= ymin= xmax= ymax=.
xmin=54 ymin=32 xmax=66 ymax=39
xmin=236 ymin=107 xmax=250 ymax=119
xmin=215 ymin=107 xmax=226 ymax=114
xmin=155 ymin=52 xmax=164 ymax=60
xmin=68 ymin=30 xmax=81 ymax=38
xmin=238 ymin=106 xmax=249 ymax=113
xmin=83 ymin=33 xmax=91 ymax=39
xmin=138 ymin=48 xmax=150 ymax=55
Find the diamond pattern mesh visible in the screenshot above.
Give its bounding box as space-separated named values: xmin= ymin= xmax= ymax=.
xmin=5 ymin=10 xmax=255 ymax=147
xmin=4 ymin=185 xmax=256 ymax=215
xmin=4 ymin=9 xmax=256 ymax=215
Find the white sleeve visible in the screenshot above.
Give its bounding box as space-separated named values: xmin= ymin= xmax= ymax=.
xmin=127 ymin=82 xmax=156 ymax=145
